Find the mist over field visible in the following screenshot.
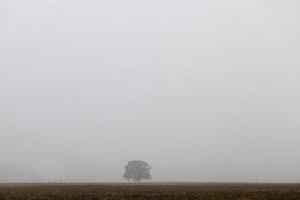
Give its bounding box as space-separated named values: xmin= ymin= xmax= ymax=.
xmin=0 ymin=0 xmax=299 ymax=183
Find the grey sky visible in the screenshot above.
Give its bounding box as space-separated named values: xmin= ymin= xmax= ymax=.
xmin=0 ymin=0 xmax=300 ymax=183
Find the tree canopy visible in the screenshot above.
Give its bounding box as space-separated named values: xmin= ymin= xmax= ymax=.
xmin=123 ymin=160 xmax=152 ymax=183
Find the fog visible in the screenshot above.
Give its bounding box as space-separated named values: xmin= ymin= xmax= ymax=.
xmin=0 ymin=0 xmax=300 ymax=183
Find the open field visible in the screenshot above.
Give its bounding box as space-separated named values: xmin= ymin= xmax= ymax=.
xmin=0 ymin=183 xmax=300 ymax=200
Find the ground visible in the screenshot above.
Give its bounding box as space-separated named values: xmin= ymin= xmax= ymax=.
xmin=0 ymin=183 xmax=300 ymax=200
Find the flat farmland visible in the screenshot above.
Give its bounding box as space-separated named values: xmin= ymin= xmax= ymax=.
xmin=0 ymin=183 xmax=300 ymax=200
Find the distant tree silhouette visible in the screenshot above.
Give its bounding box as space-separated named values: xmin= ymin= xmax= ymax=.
xmin=123 ymin=160 xmax=152 ymax=183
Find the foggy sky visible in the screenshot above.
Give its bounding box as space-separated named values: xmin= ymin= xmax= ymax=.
xmin=0 ymin=0 xmax=300 ymax=183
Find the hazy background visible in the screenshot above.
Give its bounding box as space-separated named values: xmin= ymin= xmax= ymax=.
xmin=0 ymin=0 xmax=299 ymax=183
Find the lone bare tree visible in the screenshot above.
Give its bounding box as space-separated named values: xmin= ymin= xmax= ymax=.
xmin=123 ymin=160 xmax=152 ymax=183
